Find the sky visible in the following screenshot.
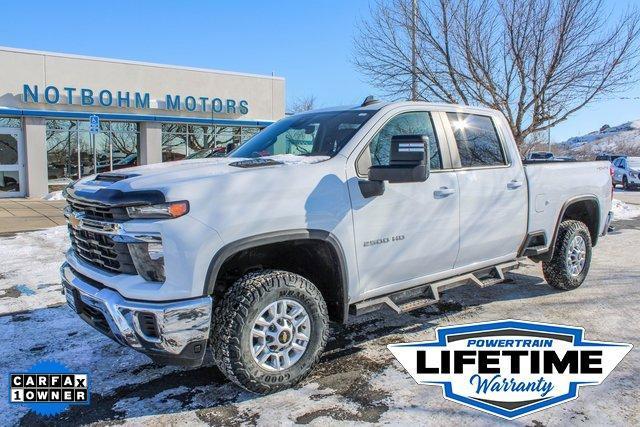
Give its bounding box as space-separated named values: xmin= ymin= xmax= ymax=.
xmin=1 ymin=0 xmax=638 ymax=141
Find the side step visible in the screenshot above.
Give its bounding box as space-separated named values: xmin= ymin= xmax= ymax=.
xmin=352 ymin=260 xmax=520 ymax=316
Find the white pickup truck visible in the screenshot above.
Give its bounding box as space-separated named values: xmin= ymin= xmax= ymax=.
xmin=60 ymin=100 xmax=612 ymax=393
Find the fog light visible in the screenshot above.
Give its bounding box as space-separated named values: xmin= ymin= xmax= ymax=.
xmin=129 ymin=242 xmax=165 ymax=282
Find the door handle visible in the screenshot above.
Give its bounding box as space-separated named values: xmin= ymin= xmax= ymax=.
xmin=507 ymin=180 xmax=523 ymax=189
xmin=434 ymin=187 xmax=456 ymax=198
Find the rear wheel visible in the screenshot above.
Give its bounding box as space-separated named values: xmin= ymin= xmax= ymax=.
xmin=542 ymin=220 xmax=592 ymax=290
xmin=211 ymin=270 xmax=329 ymax=394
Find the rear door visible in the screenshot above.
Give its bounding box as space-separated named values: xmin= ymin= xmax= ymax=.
xmin=346 ymin=108 xmax=460 ymax=298
xmin=443 ymin=112 xmax=527 ymax=268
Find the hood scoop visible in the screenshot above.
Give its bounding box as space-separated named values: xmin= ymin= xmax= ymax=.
xmin=93 ymin=173 xmax=138 ymax=183
xmin=229 ymin=158 xmax=283 ymax=168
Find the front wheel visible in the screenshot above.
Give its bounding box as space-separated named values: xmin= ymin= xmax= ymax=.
xmin=211 ymin=270 xmax=329 ymax=394
xmin=542 ymin=220 xmax=592 ymax=290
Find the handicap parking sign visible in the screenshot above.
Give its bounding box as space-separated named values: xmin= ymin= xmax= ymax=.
xmin=89 ymin=115 xmax=100 ymax=134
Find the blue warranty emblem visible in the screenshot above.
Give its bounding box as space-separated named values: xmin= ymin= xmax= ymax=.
xmin=388 ymin=320 xmax=632 ymax=419
xmin=9 ymin=360 xmax=90 ymax=416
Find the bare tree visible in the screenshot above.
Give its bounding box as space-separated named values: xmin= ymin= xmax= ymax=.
xmin=288 ymin=95 xmax=317 ymax=114
xmin=353 ymin=0 xmax=640 ymax=148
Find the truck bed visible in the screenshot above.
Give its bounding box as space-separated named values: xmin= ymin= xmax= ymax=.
xmin=524 ymin=160 xmax=612 ymax=252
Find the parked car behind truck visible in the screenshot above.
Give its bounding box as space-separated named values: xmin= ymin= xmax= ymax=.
xmin=612 ymin=156 xmax=640 ymax=190
xmin=60 ymin=100 xmax=613 ymax=394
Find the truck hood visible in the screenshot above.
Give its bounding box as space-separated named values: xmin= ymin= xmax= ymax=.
xmin=69 ymin=155 xmax=330 ymax=200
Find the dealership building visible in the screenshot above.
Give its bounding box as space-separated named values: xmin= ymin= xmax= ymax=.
xmin=0 ymin=46 xmax=285 ymax=198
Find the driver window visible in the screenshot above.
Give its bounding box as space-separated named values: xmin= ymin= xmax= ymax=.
xmin=357 ymin=111 xmax=441 ymax=174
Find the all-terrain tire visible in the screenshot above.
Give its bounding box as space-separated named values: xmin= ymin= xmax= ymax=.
xmin=542 ymin=220 xmax=592 ymax=290
xmin=211 ymin=270 xmax=329 ymax=394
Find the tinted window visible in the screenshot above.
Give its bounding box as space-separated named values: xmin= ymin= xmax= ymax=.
xmin=447 ymin=113 xmax=506 ymax=167
xmin=365 ymin=111 xmax=441 ymax=171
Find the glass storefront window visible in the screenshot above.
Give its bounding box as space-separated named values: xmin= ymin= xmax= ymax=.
xmin=46 ymin=120 xmax=139 ymax=190
xmin=0 ymin=117 xmax=21 ymax=128
xmin=160 ymin=123 xmax=263 ymax=162
xmin=0 ymin=134 xmax=19 ymax=164
xmin=241 ymin=127 xmax=260 ymax=143
xmin=162 ymin=133 xmax=187 ymax=162
xmin=111 ymin=132 xmax=139 ymax=169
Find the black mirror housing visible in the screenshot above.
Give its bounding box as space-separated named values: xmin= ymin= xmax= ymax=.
xmin=368 ymin=135 xmax=430 ymax=183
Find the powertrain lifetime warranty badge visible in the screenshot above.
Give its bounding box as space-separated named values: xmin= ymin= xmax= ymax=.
xmin=388 ymin=319 xmax=632 ymax=419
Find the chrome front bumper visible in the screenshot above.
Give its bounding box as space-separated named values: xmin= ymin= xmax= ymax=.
xmin=60 ymin=262 xmax=212 ymax=366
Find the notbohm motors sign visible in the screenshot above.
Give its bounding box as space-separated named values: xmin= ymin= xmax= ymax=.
xmin=388 ymin=320 xmax=632 ymax=419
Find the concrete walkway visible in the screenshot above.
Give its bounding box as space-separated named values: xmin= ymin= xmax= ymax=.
xmin=0 ymin=199 xmax=67 ymax=235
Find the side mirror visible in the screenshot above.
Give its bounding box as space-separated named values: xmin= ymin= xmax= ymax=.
xmin=368 ymin=135 xmax=429 ymax=183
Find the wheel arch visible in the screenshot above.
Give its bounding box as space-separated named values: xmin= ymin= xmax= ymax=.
xmin=534 ymin=195 xmax=600 ymax=262
xmin=204 ymin=229 xmax=350 ymax=323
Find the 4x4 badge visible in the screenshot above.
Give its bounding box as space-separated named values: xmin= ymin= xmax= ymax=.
xmin=388 ymin=319 xmax=632 ymax=419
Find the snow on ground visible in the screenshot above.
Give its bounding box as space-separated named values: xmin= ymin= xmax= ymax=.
xmin=43 ymin=190 xmax=64 ymax=200
xmin=0 ymin=226 xmax=68 ymax=313
xmin=2 ymin=197 xmax=640 ymax=425
xmin=612 ymin=198 xmax=640 ymax=220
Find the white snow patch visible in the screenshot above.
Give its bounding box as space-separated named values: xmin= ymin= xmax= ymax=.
xmin=0 ymin=226 xmax=68 ymax=314
xmin=612 ymin=198 xmax=640 ymax=220
xmin=43 ymin=190 xmax=64 ymax=200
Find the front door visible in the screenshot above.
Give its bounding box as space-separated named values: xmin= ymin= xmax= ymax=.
xmin=347 ymin=110 xmax=460 ymax=299
xmin=0 ymin=128 xmax=25 ymax=198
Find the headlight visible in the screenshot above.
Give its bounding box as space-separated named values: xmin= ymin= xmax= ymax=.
xmin=129 ymin=242 xmax=165 ymax=282
xmin=127 ymin=201 xmax=189 ymax=219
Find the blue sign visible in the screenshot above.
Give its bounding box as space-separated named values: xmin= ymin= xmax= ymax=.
xmin=22 ymin=84 xmax=249 ymax=115
xmin=89 ymin=115 xmax=100 ymax=134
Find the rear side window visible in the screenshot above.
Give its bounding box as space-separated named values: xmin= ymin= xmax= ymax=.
xmin=366 ymin=111 xmax=442 ymax=171
xmin=447 ymin=113 xmax=507 ymax=167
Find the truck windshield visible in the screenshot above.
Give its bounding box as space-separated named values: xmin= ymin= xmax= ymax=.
xmin=230 ymin=110 xmax=375 ymax=158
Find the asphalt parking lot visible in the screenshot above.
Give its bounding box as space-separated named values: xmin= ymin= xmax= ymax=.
xmin=1 ymin=192 xmax=639 ymax=426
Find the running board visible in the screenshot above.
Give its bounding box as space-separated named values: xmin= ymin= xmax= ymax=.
xmin=351 ymin=261 xmax=520 ymax=316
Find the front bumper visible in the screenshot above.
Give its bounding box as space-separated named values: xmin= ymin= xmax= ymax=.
xmin=60 ymin=262 xmax=212 ymax=367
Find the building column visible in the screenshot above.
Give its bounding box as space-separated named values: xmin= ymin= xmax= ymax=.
xmin=139 ymin=122 xmax=162 ymax=165
xmin=23 ymin=117 xmax=49 ymax=198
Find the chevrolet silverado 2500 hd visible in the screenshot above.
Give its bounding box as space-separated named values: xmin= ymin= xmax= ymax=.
xmin=60 ymin=100 xmax=613 ymax=393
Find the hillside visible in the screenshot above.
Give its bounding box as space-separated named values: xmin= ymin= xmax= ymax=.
xmin=563 ymin=119 xmax=640 ymax=156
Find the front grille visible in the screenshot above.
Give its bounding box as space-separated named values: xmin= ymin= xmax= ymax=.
xmin=69 ymin=226 xmax=136 ymax=274
xmin=67 ymin=197 xmax=129 ymax=221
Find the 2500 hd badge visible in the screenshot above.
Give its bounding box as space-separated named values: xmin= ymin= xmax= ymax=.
xmin=388 ymin=320 xmax=632 ymax=419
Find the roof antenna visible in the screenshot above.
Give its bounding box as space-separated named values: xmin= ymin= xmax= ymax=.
xmin=361 ymin=95 xmax=379 ymax=107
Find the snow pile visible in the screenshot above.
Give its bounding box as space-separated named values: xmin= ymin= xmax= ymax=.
xmin=611 ymin=199 xmax=640 ymax=220
xmin=43 ymin=190 xmax=64 ymax=200
xmin=0 ymin=226 xmax=68 ymax=314
xmin=563 ymin=119 xmax=640 ymax=155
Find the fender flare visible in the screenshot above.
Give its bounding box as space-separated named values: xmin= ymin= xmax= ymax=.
xmin=204 ymin=229 xmax=350 ymax=322
xmin=535 ymin=195 xmax=600 ymax=262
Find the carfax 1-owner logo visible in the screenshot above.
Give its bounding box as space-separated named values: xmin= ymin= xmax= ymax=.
xmin=8 ymin=360 xmax=90 ymax=416
xmin=388 ymin=320 xmax=632 ymax=419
